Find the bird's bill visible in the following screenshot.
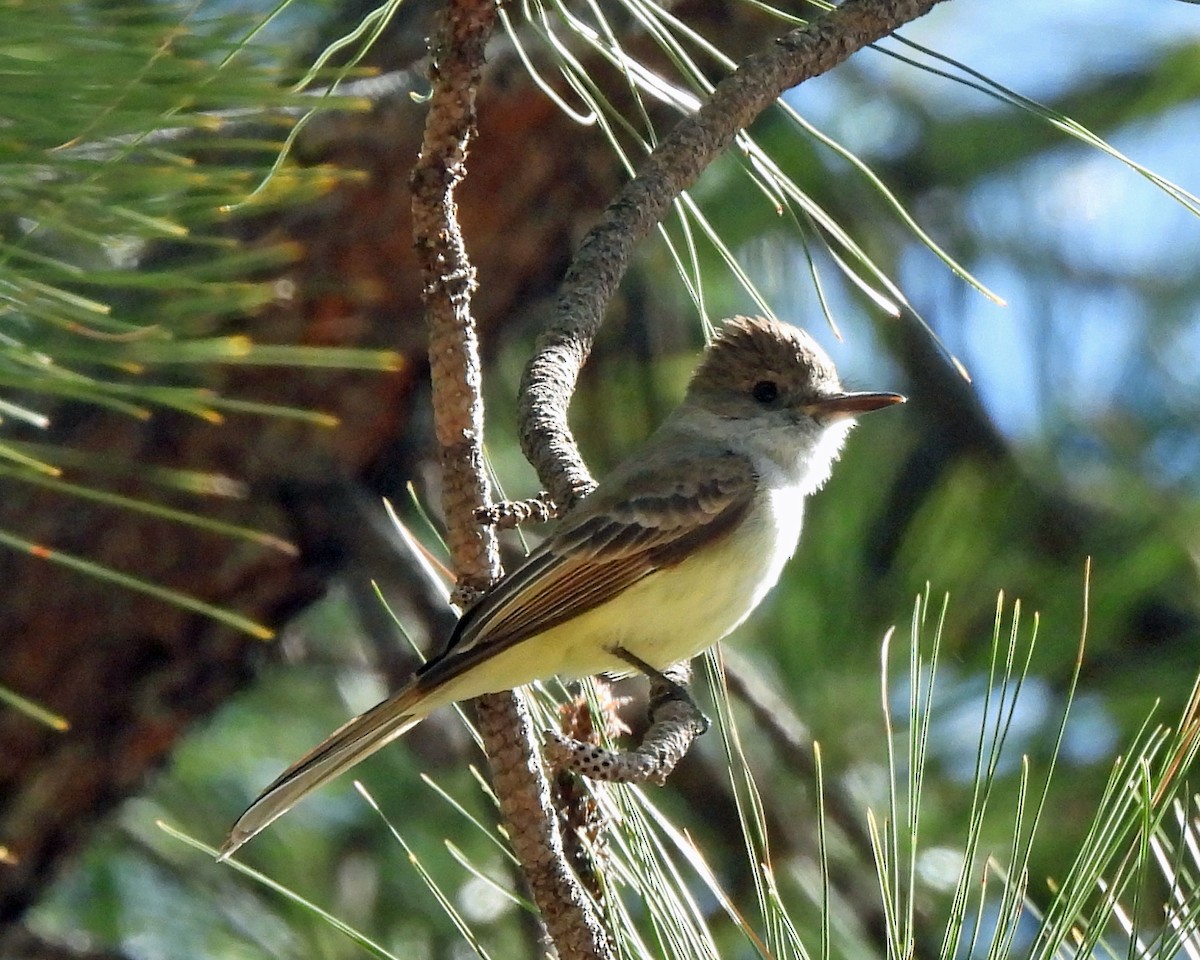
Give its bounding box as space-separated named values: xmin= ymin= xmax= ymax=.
xmin=806 ymin=391 xmax=906 ymax=421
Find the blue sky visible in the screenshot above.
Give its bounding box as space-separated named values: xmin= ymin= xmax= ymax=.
xmin=771 ymin=0 xmax=1200 ymax=490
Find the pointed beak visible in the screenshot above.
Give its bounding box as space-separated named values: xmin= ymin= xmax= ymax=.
xmin=806 ymin=391 xmax=906 ymax=422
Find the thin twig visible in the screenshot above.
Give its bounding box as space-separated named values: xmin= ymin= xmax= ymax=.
xmin=475 ymin=492 xmax=558 ymax=529
xmin=545 ymin=698 xmax=709 ymax=784
xmin=517 ymin=0 xmax=949 ymax=508
xmin=410 ymin=0 xmax=612 ymax=956
xmin=546 ymin=662 xmax=708 ymax=784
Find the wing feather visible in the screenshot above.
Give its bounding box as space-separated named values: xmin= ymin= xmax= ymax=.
xmin=417 ymin=450 xmax=757 ymax=689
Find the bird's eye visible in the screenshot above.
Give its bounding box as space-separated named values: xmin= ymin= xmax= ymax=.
xmin=751 ymin=380 xmax=779 ymax=404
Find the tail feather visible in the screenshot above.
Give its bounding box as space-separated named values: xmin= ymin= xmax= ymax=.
xmin=219 ymin=683 xmax=428 ymax=858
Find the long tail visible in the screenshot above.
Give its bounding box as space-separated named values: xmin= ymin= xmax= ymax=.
xmin=219 ymin=682 xmax=430 ymax=858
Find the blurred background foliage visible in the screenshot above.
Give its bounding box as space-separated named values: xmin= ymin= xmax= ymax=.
xmin=5 ymin=0 xmax=1200 ymax=957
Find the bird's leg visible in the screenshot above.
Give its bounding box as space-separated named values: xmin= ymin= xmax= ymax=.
xmin=609 ymin=645 xmax=709 ymax=733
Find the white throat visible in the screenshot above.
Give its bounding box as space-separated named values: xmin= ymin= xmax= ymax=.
xmin=677 ymin=406 xmax=854 ymax=495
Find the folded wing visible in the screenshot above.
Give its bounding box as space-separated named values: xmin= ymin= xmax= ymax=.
xmin=418 ymin=450 xmax=757 ymax=687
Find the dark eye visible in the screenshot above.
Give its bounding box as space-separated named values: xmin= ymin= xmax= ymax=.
xmin=751 ymin=380 xmax=779 ymax=404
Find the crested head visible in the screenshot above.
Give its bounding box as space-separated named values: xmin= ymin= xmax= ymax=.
xmin=674 ymin=316 xmax=904 ymax=491
xmin=685 ymin=316 xmax=842 ymax=414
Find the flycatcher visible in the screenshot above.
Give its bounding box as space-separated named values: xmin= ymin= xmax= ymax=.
xmin=221 ymin=315 xmax=903 ymax=856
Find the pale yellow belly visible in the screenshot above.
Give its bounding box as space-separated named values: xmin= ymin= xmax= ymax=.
xmin=431 ymin=488 xmax=803 ymax=707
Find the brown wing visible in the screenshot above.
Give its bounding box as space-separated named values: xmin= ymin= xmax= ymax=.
xmin=416 ymin=450 xmax=757 ymax=688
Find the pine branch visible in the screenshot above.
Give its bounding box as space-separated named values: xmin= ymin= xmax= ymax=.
xmin=517 ymin=0 xmax=951 ymax=508
xmin=410 ymin=0 xmax=612 ymax=955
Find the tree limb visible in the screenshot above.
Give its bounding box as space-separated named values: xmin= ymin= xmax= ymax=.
xmin=410 ymin=0 xmax=612 ymax=956
xmin=517 ymin=0 xmax=950 ymax=508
